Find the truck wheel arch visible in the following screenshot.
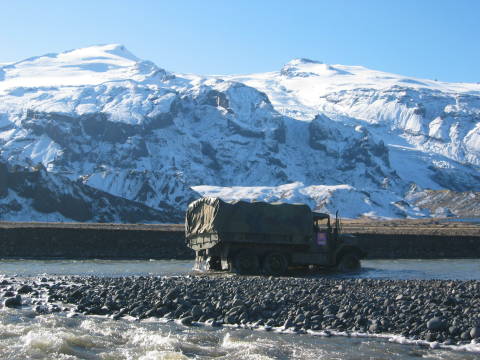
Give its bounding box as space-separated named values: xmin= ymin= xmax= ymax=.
xmin=335 ymin=245 xmax=365 ymax=266
xmin=232 ymin=249 xmax=260 ymax=274
xmin=262 ymin=252 xmax=289 ymax=276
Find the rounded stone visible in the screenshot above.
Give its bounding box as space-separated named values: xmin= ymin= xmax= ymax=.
xmin=426 ymin=317 xmax=447 ymax=331
xmin=17 ymin=285 xmax=33 ymax=294
xmin=191 ymin=305 xmax=202 ymax=318
xmin=448 ymin=326 xmax=460 ymax=335
xmin=470 ymin=326 xmax=480 ymax=339
xmin=4 ymin=295 xmax=22 ymax=308
xmin=369 ymin=323 xmax=380 ymax=333
xmin=180 ymin=316 xmax=193 ymax=326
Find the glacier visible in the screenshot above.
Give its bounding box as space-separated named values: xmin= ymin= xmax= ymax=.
xmin=0 ymin=44 xmax=479 ymax=221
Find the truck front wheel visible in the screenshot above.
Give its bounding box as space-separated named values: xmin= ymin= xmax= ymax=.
xmin=337 ymin=253 xmax=361 ymax=273
xmin=263 ymin=252 xmax=288 ymax=276
xmin=233 ymin=250 xmax=260 ymax=274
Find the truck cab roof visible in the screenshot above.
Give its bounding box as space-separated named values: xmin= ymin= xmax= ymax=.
xmin=312 ymin=212 xmax=330 ymax=221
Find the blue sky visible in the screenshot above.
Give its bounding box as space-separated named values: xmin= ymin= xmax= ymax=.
xmin=1 ymin=0 xmax=479 ymax=82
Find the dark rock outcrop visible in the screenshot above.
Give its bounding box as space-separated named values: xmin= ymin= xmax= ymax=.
xmin=0 ymin=161 xmax=183 ymax=223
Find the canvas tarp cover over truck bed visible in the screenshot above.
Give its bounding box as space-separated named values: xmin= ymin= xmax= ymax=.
xmin=185 ymin=197 xmax=313 ymax=238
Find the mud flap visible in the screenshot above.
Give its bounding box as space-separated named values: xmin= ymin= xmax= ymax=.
xmin=194 ymin=253 xmax=208 ymax=271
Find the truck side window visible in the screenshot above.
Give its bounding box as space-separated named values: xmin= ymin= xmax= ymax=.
xmin=318 ymin=220 xmax=328 ymax=232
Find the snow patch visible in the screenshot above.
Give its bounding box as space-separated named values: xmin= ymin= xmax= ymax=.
xmin=192 ymin=183 xmax=407 ymax=218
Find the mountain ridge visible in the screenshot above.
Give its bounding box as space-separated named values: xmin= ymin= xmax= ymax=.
xmin=0 ymin=44 xmax=479 ymax=221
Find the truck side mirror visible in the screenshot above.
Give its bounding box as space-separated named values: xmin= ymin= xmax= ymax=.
xmin=334 ymin=210 xmax=340 ymax=235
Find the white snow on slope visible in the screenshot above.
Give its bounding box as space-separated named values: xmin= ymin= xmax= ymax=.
xmin=220 ymin=58 xmax=480 ymax=167
xmin=193 ymin=183 xmax=428 ymax=219
xmin=223 ymin=58 xmax=480 ymax=120
xmin=0 ymin=44 xmax=143 ymax=90
xmin=0 ymin=45 xmax=479 ymax=219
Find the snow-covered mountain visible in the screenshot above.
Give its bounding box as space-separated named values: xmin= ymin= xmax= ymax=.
xmin=0 ymin=161 xmax=181 ymax=223
xmin=0 ymin=44 xmax=479 ymax=221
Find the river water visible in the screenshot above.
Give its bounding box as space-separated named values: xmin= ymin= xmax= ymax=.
xmin=1 ymin=259 xmax=479 ymax=279
xmin=1 ymin=259 xmax=479 ymax=359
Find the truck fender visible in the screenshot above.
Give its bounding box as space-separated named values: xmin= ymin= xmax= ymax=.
xmin=335 ymin=245 xmax=366 ymax=265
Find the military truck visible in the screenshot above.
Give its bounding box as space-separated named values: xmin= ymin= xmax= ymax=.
xmin=185 ymin=197 xmax=366 ymax=275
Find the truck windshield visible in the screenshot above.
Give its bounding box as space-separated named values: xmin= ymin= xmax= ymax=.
xmin=315 ymin=219 xmax=330 ymax=232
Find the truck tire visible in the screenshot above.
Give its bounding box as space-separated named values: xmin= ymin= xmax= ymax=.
xmin=207 ymin=256 xmax=221 ymax=271
xmin=262 ymin=252 xmax=288 ymax=276
xmin=337 ymin=253 xmax=361 ymax=273
xmin=233 ymin=250 xmax=260 ymax=274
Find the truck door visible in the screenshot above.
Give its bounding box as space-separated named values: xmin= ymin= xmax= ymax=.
xmin=314 ymin=219 xmax=329 ymax=250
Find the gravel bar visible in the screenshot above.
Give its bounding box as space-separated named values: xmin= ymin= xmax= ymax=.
xmin=2 ymin=275 xmax=480 ymax=346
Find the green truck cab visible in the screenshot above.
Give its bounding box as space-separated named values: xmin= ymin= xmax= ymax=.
xmin=185 ymin=197 xmax=366 ymax=275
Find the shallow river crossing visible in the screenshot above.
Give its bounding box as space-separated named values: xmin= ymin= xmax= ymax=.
xmin=0 ymin=259 xmax=479 ymax=359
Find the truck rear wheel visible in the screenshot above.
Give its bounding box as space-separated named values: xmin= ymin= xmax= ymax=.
xmin=337 ymin=253 xmax=361 ymax=273
xmin=233 ymin=250 xmax=260 ymax=274
xmin=207 ymin=256 xmax=221 ymax=271
xmin=262 ymin=252 xmax=288 ymax=276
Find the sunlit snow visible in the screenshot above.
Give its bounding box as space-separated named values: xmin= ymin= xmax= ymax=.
xmin=0 ymin=45 xmax=479 ymax=220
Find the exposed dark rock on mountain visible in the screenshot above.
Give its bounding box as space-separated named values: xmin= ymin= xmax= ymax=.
xmin=0 ymin=161 xmax=183 ymax=223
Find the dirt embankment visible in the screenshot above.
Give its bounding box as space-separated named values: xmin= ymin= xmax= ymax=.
xmin=341 ymin=218 xmax=480 ymax=237
xmin=0 ymin=219 xmax=478 ymax=259
xmin=1 ymin=218 xmax=478 ymax=235
xmin=0 ymin=222 xmax=184 ymax=232
xmin=0 ymin=222 xmax=190 ymax=259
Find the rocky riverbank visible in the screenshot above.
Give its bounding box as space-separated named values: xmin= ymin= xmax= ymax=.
xmin=2 ymin=275 xmax=480 ymax=347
